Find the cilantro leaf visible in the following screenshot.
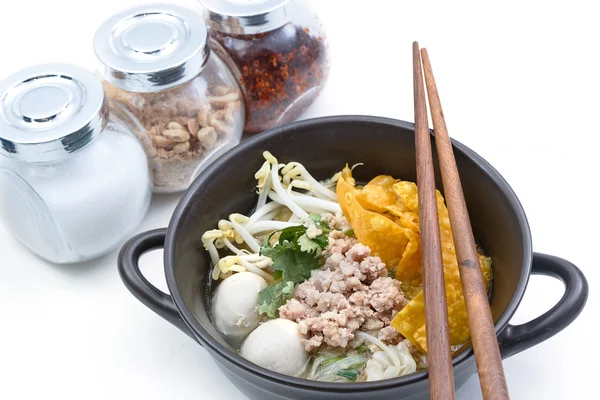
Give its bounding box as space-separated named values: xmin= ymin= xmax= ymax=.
xmin=281 ymin=281 xmax=295 ymax=295
xmin=298 ymin=234 xmax=322 ymax=255
xmin=309 ymin=213 xmax=332 ymax=233
xmin=257 ymin=280 xmax=295 ymax=318
xmin=269 ymin=243 xmax=320 ymax=283
xmin=277 ymin=225 xmax=307 ymax=244
xmin=309 ymin=213 xmax=321 ymax=223
xmin=260 ymin=225 xmax=328 ymax=284
xmin=262 ymin=240 xmax=313 ymax=283
xmin=310 ymin=233 xmax=330 ymax=249
xmin=293 ymin=248 xmax=322 ymax=278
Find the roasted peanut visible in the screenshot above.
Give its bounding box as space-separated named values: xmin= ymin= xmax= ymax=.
xmin=224 ymin=102 xmax=237 ymax=124
xmin=213 ymin=110 xmax=227 ymax=121
xmin=148 ymin=126 xmax=159 ymax=137
xmin=198 ymin=108 xmax=210 ymax=127
xmin=208 ymin=92 xmax=239 ymax=108
xmin=197 ymin=126 xmax=217 ymax=149
xmin=173 ymin=142 xmax=191 ymax=154
xmin=167 ymin=121 xmax=185 ymax=130
xmin=187 ymin=119 xmax=199 ymax=136
xmin=213 ymin=86 xmax=231 ymax=96
xmin=153 ymin=135 xmax=175 ymax=149
xmin=163 ymin=129 xmax=190 ymax=142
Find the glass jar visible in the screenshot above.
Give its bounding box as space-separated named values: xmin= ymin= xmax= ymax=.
xmin=199 ymin=0 xmax=330 ymax=134
xmin=94 ymin=4 xmax=245 ymax=193
xmin=0 ymin=64 xmax=152 ymax=264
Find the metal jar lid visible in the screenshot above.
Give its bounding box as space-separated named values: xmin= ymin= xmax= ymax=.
xmin=94 ymin=3 xmax=210 ymax=93
xmin=200 ymin=0 xmax=293 ymax=35
xmin=0 ymin=63 xmax=107 ymax=163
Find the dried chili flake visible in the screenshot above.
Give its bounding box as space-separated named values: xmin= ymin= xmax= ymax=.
xmin=210 ymin=24 xmax=329 ymax=134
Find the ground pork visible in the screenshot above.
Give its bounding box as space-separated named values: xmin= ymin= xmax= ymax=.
xmin=378 ymin=326 xmax=402 ymax=344
xmin=321 ymin=212 xmax=353 ymax=232
xmin=279 ymin=226 xmax=408 ymax=352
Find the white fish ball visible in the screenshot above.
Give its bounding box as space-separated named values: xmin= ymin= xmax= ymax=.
xmin=212 ymin=272 xmax=267 ymax=338
xmin=240 ymin=319 xmax=308 ymax=377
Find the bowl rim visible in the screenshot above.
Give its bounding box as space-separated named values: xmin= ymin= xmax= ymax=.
xmin=164 ymin=115 xmax=533 ymax=391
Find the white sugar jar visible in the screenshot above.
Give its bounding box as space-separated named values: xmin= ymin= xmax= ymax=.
xmin=0 ymin=64 xmax=152 ymax=264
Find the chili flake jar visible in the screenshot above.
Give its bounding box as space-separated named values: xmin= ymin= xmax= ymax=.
xmin=0 ymin=64 xmax=152 ymax=264
xmin=199 ymin=0 xmax=330 ymax=134
xmin=94 ymin=4 xmax=245 ymax=193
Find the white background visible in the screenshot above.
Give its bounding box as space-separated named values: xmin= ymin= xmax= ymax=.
xmin=0 ymin=0 xmax=598 ymax=399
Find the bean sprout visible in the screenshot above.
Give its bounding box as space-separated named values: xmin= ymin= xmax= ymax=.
xmin=221 ymin=238 xmax=242 ymax=254
xmin=270 ymin=162 xmax=309 ymax=221
xmin=248 ymin=221 xmax=298 ymax=235
xmin=269 ymin=191 xmax=342 ymax=214
xmin=229 ymin=214 xmax=261 ymax=253
xmin=281 ymin=162 xmax=338 ymax=201
xmin=204 ymin=151 xmax=342 ymax=282
xmin=246 ymin=201 xmax=281 ymax=229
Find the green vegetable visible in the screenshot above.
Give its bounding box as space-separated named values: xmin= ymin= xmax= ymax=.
xmin=356 ymin=344 xmax=367 ymax=354
xmin=321 ymin=356 xmax=346 ymax=368
xmin=309 ymin=353 xmax=368 ymax=382
xmin=260 ymin=225 xmax=329 ymax=284
xmin=309 ymin=232 xmax=330 ymax=250
xmin=298 ymin=234 xmax=323 ymax=255
xmin=309 ymin=213 xmax=322 ymax=224
xmin=276 ymin=225 xmax=307 ymax=243
xmin=257 ymin=280 xmax=295 ymax=318
xmin=336 ymin=361 xmax=366 ymax=381
xmin=257 ymin=223 xmax=331 ymax=317
xmin=336 ymin=368 xmax=362 ymax=381
xmin=261 ymin=240 xmax=314 ymax=284
xmin=309 ymin=213 xmax=332 ymax=234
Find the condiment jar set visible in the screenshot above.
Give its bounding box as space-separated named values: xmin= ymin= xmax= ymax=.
xmin=0 ymin=1 xmax=328 ymax=264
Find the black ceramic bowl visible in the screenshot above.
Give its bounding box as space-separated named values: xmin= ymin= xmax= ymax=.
xmin=118 ymin=116 xmax=588 ymax=400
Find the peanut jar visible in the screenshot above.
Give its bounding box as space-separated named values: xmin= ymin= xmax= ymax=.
xmin=94 ymin=3 xmax=245 ymax=193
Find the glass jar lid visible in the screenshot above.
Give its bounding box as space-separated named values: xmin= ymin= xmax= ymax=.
xmin=0 ymin=63 xmax=107 ymax=163
xmin=200 ymin=0 xmax=293 ymax=34
xmin=94 ymin=3 xmax=210 ymax=93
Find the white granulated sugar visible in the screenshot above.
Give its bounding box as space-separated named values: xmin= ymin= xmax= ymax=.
xmin=3 ymin=123 xmax=152 ymax=262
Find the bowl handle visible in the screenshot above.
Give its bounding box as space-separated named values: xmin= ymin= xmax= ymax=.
xmin=117 ymin=228 xmax=198 ymax=343
xmin=498 ymin=252 xmax=588 ymax=358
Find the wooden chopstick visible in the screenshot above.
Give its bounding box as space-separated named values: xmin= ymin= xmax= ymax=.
xmin=420 ymin=47 xmax=510 ymax=400
xmin=412 ymin=41 xmax=456 ymax=400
